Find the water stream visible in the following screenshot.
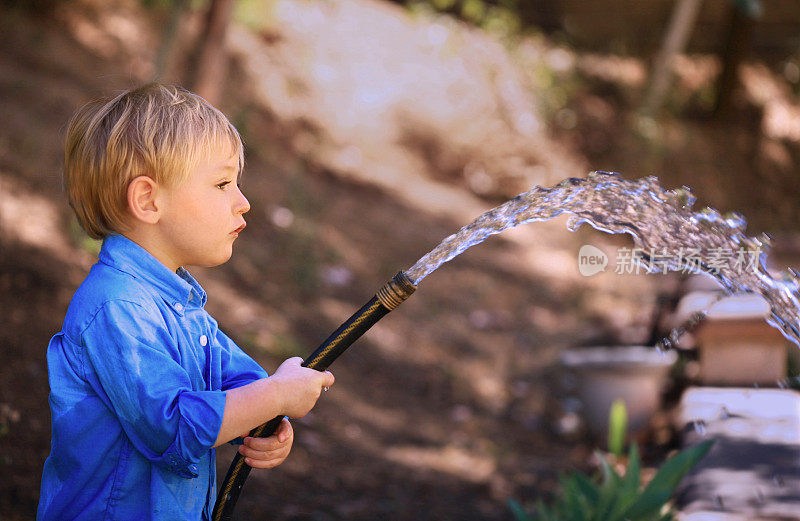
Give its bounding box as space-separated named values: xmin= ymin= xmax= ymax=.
xmin=405 ymin=171 xmax=800 ymax=347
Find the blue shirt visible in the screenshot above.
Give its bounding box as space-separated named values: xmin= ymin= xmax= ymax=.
xmin=37 ymin=234 xmax=269 ymax=521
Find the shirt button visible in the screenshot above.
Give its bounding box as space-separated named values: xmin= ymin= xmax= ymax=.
xmin=174 ymin=302 xmax=184 ymax=313
xmin=199 ymin=335 xmax=208 ymax=347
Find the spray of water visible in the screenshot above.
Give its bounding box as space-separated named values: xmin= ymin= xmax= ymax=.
xmin=405 ymin=172 xmax=800 ymax=346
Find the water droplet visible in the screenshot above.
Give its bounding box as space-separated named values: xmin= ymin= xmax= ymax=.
xmin=670 ymin=187 xmax=696 ymax=209
xmin=714 ymin=495 xmax=724 ymax=510
xmin=778 ymin=379 xmax=788 ymax=389
xmin=773 ymin=474 xmax=785 ymax=488
xmin=566 ymin=216 xmax=582 ymax=232
xmin=756 ymin=488 xmax=765 ymax=504
xmin=693 ymin=419 xmax=707 ymax=436
xmin=720 ymin=406 xmax=730 ymax=419
xmin=687 ymin=311 xmax=707 ymax=330
xmin=724 ymin=212 xmax=747 ymax=232
xmin=655 ymin=339 xmax=670 ymax=354
xmin=753 ymin=382 xmax=760 ymax=389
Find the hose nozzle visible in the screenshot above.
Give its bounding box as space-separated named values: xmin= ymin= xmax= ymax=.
xmin=376 ymin=271 xmax=416 ymax=310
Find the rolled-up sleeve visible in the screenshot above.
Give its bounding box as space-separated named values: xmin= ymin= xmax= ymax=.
xmin=80 ymin=299 xmax=226 ymax=478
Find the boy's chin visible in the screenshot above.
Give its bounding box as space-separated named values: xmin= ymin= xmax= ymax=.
xmin=190 ymin=249 xmax=234 ymax=269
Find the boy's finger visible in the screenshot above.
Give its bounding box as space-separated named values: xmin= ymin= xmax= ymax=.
xmin=276 ymin=418 xmax=293 ymax=443
xmin=321 ymin=370 xmax=335 ymax=388
xmin=238 ymin=442 xmax=288 ymax=461
xmin=245 ymin=456 xmax=286 ymax=469
xmin=242 ymin=435 xmax=283 ymax=452
xmin=239 ymin=441 xmax=291 ymax=460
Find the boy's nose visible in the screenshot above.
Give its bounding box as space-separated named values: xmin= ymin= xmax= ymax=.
xmin=235 ymin=186 xmax=251 ymax=215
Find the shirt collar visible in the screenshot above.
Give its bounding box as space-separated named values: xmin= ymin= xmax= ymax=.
xmin=99 ymin=234 xmax=208 ymax=313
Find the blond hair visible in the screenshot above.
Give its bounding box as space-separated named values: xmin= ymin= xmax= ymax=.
xmin=64 ymin=82 xmax=244 ymax=239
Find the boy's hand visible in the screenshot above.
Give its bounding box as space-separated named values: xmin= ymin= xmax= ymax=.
xmin=270 ymin=357 xmax=335 ymax=418
xmin=238 ymin=418 xmax=294 ymax=469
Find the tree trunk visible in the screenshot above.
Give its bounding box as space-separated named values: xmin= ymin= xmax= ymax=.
xmin=190 ymin=0 xmax=235 ymax=106
xmin=641 ymin=0 xmax=704 ymax=115
xmin=713 ymin=3 xmax=755 ymax=119
xmin=153 ymin=0 xmax=189 ymax=81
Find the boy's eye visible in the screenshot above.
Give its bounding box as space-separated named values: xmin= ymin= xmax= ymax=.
xmin=216 ymin=181 xmax=231 ymax=190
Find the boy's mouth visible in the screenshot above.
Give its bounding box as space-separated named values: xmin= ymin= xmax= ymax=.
xmin=232 ymin=223 xmax=247 ymax=235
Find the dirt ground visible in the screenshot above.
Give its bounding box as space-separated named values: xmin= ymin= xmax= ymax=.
xmin=0 ymin=6 xmax=601 ymax=519
xmin=1 ymin=1 xmax=797 ymax=520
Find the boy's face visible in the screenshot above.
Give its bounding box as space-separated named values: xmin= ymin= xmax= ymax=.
xmin=155 ymin=144 xmax=250 ymax=270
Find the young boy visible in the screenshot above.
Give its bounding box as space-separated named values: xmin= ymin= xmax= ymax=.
xmin=37 ymin=83 xmax=335 ymax=520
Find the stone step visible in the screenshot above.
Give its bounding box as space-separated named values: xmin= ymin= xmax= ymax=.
xmin=675 ymin=387 xmax=800 ymax=521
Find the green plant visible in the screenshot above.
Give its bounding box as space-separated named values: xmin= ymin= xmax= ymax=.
xmin=607 ymin=399 xmax=627 ymax=456
xmin=509 ymin=439 xmax=714 ymax=521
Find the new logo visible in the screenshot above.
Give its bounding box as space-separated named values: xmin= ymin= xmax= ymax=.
xmin=578 ymin=245 xmax=608 ymax=276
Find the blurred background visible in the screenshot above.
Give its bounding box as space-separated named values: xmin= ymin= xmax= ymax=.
xmin=1 ymin=0 xmax=799 ymax=519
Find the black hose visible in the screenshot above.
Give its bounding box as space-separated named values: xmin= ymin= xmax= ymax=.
xmin=212 ymin=271 xmax=416 ymax=520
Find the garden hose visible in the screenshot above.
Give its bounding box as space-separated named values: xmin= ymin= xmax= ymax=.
xmin=212 ymin=271 xmax=417 ymax=521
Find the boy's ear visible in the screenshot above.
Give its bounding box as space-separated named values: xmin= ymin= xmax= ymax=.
xmin=127 ymin=175 xmax=162 ymax=225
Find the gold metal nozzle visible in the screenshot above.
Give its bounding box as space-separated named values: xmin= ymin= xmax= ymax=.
xmin=376 ymin=271 xmax=417 ymax=311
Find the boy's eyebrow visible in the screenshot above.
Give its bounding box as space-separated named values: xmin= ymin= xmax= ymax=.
xmin=215 ymin=165 xmax=238 ymax=176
